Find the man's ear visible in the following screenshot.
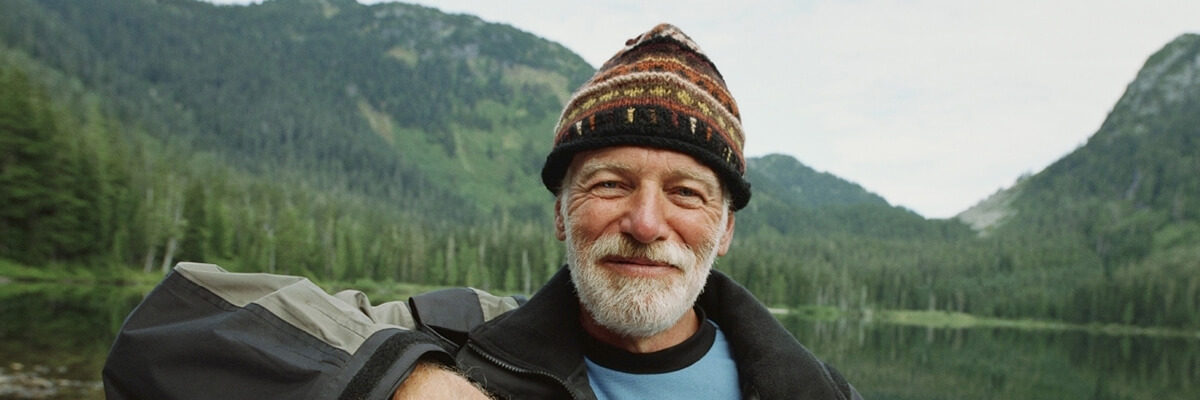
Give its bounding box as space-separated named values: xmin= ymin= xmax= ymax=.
xmin=717 ymin=211 xmax=735 ymax=256
xmin=554 ymin=197 xmax=566 ymax=241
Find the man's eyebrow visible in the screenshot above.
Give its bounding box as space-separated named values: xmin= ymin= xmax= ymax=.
xmin=570 ymin=159 xmax=722 ymax=194
xmin=669 ymin=168 xmax=722 ymax=195
xmin=572 ymin=160 xmax=634 ymax=182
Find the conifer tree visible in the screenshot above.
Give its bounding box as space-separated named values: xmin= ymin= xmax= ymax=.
xmin=178 ymin=180 xmax=210 ymax=263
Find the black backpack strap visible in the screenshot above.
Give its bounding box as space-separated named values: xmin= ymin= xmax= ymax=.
xmin=409 ymin=288 xmax=523 ymax=350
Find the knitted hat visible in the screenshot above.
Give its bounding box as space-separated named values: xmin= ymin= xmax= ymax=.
xmin=541 ymin=23 xmax=751 ymax=210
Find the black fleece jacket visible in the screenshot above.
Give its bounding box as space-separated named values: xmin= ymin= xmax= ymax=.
xmin=455 ymin=266 xmax=862 ymax=400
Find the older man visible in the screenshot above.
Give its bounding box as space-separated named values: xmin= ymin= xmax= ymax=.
xmin=103 ymin=24 xmax=861 ymax=400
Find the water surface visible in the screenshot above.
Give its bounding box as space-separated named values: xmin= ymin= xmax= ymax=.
xmin=784 ymin=315 xmax=1199 ymax=399
xmin=1 ymin=284 xmax=1196 ymax=399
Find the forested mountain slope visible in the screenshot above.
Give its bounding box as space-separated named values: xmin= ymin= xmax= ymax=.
xmin=958 ymin=34 xmax=1200 ymax=327
xmin=2 ymin=0 xmax=594 ymax=221
xmin=741 ymin=154 xmax=971 ymax=240
xmin=0 ymin=0 xmax=950 ymax=291
xmin=2 ymin=0 xmax=1197 ymax=330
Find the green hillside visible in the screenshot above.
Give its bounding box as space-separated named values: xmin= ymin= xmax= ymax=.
xmin=741 ymin=154 xmax=971 ymax=240
xmin=2 ymin=0 xmax=594 ymax=221
xmin=2 ymin=0 xmax=1197 ymax=330
xmin=0 ymin=0 xmax=595 ymax=287
xmin=959 ymin=34 xmax=1200 ymax=327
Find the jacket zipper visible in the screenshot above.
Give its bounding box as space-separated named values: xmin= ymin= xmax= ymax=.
xmin=467 ymin=342 xmax=583 ymax=400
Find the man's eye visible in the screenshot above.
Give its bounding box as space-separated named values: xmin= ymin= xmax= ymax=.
xmin=588 ymin=181 xmax=624 ymax=192
xmin=676 ymin=187 xmax=698 ymax=197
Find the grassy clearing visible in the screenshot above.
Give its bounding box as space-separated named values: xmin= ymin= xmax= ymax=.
xmin=0 ymin=258 xmax=163 ymax=287
xmin=0 ymin=256 xmax=523 ymax=303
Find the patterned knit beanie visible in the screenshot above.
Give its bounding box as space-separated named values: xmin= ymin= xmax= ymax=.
xmin=541 ymin=23 xmax=751 ymax=210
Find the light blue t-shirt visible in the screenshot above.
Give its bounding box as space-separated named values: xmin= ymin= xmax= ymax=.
xmin=584 ymin=320 xmax=741 ymax=400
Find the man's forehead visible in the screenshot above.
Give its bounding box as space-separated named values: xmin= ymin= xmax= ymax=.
xmin=568 ymin=146 xmax=720 ymax=182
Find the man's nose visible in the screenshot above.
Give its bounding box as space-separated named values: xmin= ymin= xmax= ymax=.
xmin=620 ymin=187 xmax=670 ymax=244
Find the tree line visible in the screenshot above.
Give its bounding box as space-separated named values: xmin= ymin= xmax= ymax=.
xmin=4 ymin=58 xmax=1200 ymax=330
xmin=2 ymin=0 xmax=1198 ymax=331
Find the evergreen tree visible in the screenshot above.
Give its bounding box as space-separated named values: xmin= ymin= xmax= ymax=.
xmin=178 ymin=180 xmax=210 ymax=263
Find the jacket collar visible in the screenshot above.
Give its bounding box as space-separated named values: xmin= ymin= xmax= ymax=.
xmin=696 ymin=268 xmax=849 ymax=399
xmin=467 ymin=266 xmax=588 ymax=379
xmin=468 ymin=265 xmax=849 ymax=400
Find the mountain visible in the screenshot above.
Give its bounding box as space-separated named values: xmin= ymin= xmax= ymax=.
xmin=955 ymin=34 xmax=1200 ymax=327
xmin=5 ymin=0 xmax=1197 ymax=329
xmin=742 ymin=154 xmax=971 ymax=240
xmin=0 ymin=0 xmax=951 ymax=278
xmin=960 ymin=34 xmax=1200 ymax=254
xmin=0 ymin=0 xmax=946 ymax=227
xmin=2 ymin=0 xmax=594 ymax=221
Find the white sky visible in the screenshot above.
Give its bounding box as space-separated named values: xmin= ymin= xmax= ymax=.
xmin=206 ymin=0 xmax=1200 ymax=218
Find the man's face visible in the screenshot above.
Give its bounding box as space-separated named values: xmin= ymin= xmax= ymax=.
xmin=556 ymin=146 xmax=735 ymax=338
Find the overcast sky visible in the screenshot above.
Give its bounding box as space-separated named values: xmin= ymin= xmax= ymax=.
xmin=205 ymin=0 xmax=1200 ymax=218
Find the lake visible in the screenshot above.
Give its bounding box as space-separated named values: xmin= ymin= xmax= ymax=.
xmin=781 ymin=314 xmax=1200 ymax=399
xmin=0 ymin=282 xmax=145 ymax=399
xmin=1 ymin=282 xmax=1196 ymax=399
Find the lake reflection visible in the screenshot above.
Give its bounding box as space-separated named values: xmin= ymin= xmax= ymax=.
xmin=2 ymin=282 xmax=1198 ymax=400
xmin=0 ymin=283 xmax=145 ymax=400
xmin=783 ymin=315 xmax=1200 ymax=400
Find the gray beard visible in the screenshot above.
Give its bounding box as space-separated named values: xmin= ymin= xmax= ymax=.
xmin=565 ymin=216 xmax=725 ymax=339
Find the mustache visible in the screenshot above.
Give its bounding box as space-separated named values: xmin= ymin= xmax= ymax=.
xmin=585 ymin=234 xmax=697 ymax=271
